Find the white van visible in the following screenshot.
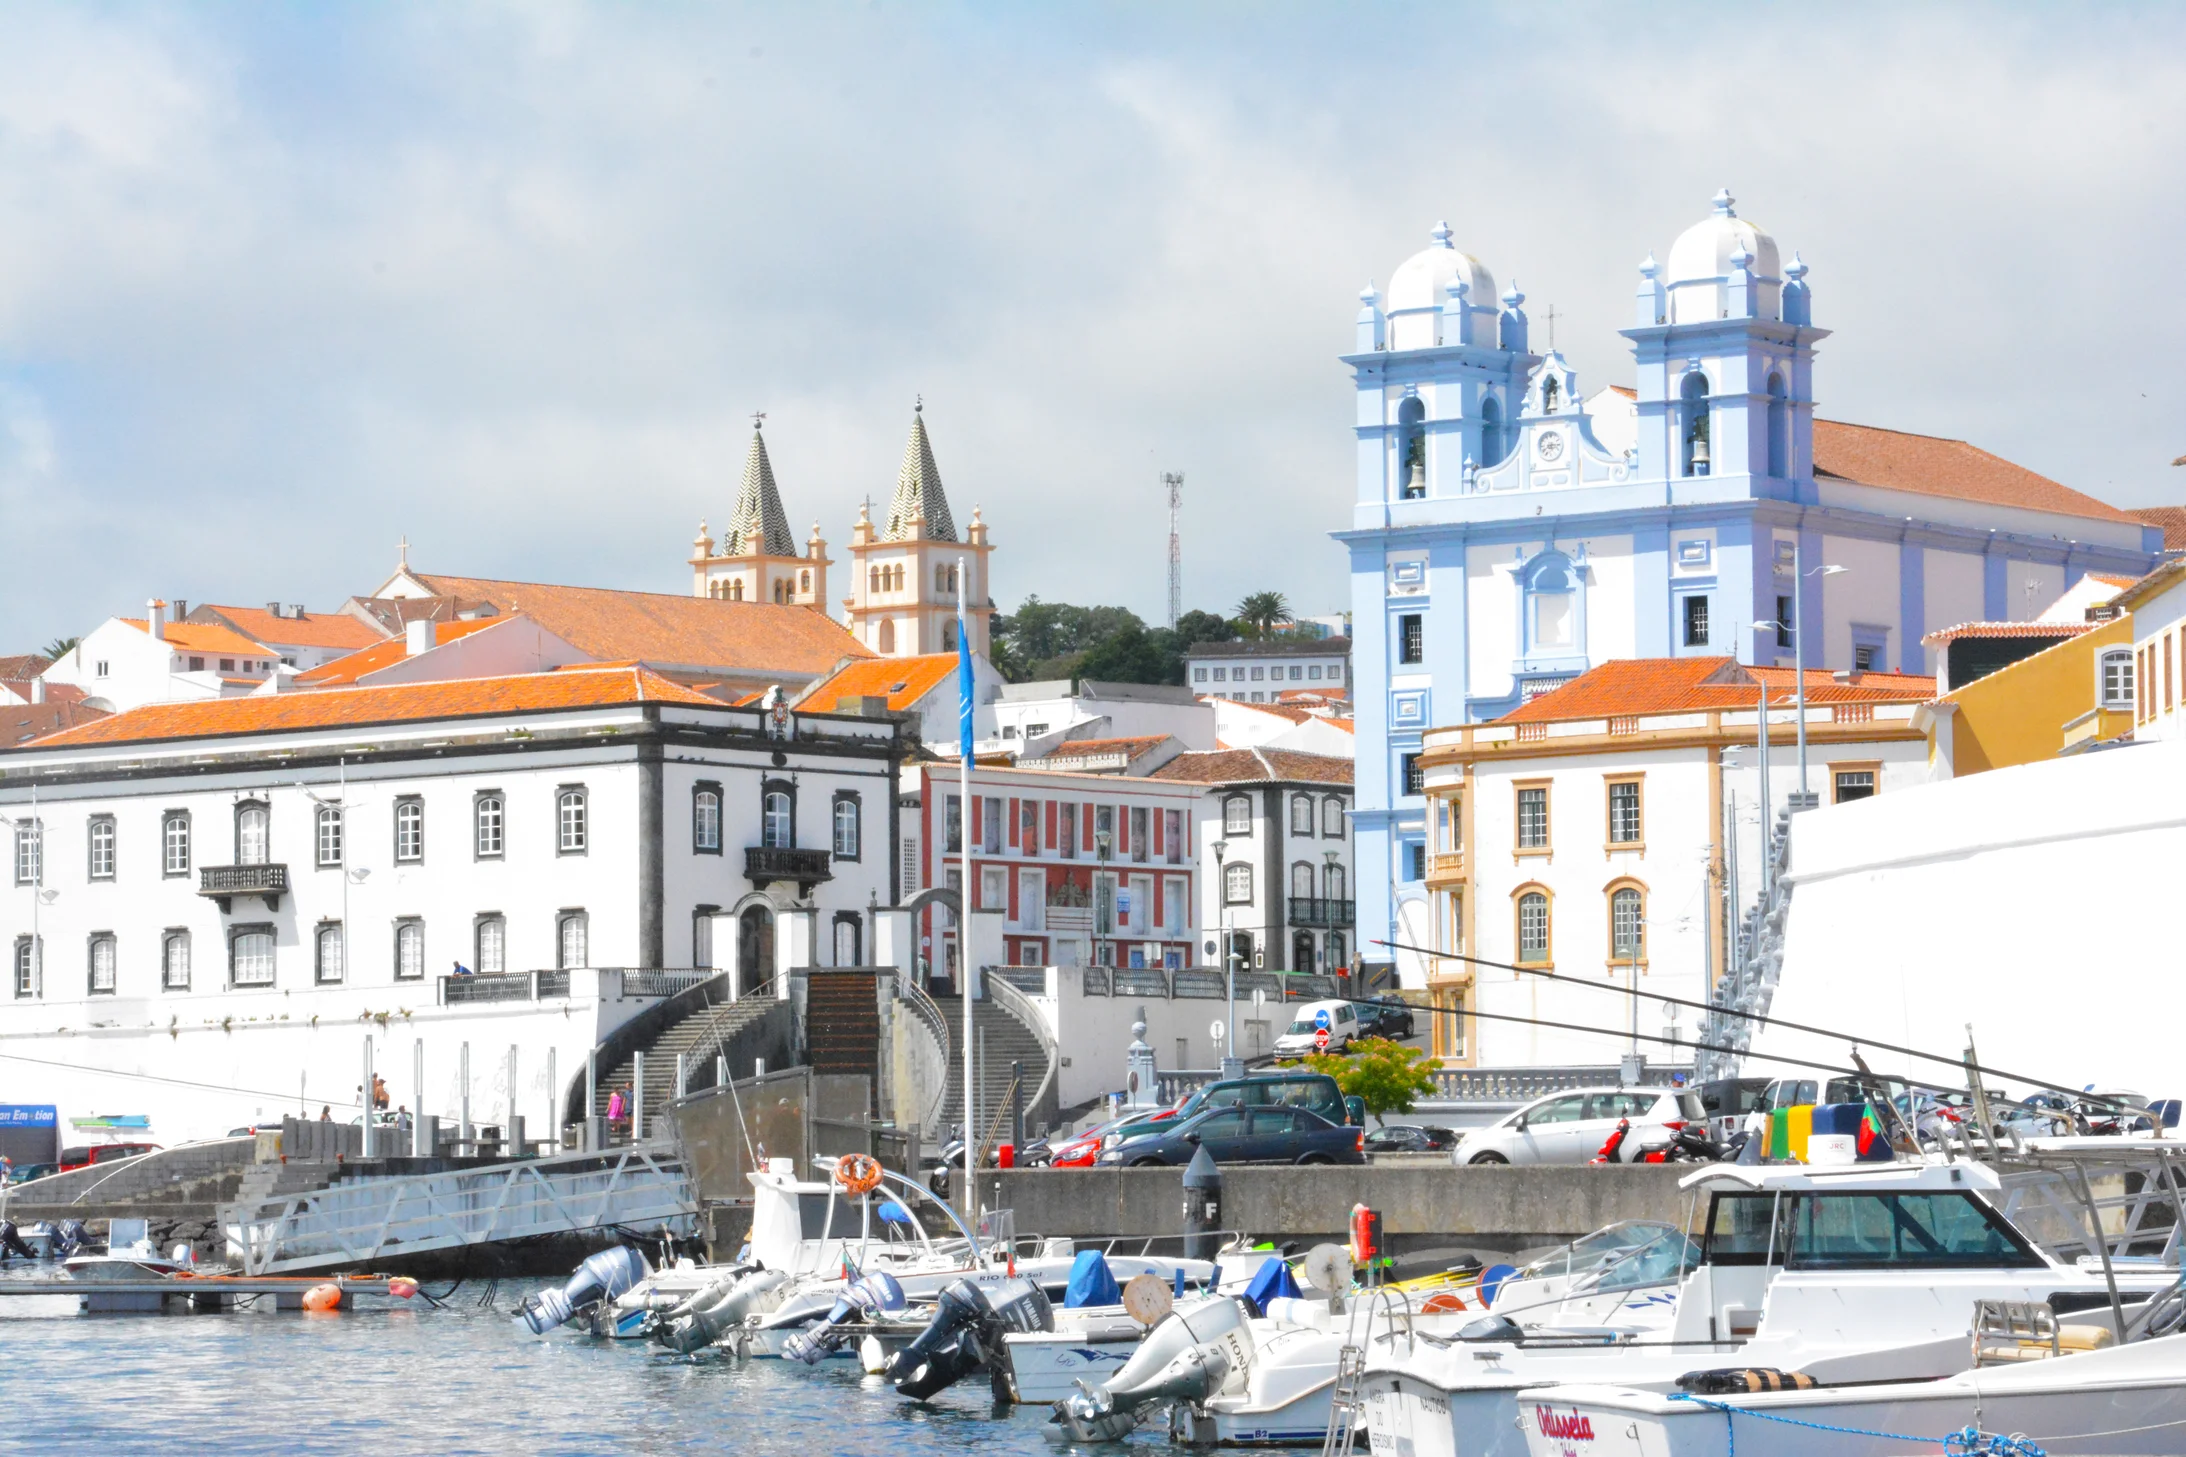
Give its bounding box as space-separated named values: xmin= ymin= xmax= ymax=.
xmin=1274 ymin=1000 xmax=1361 ymax=1057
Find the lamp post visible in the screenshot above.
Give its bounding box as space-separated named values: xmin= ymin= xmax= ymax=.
xmin=1322 ymin=847 xmax=1341 ymax=993
xmin=1211 ymin=839 xmax=1239 ymax=1075
xmin=1095 ymin=828 xmax=1113 ymax=972
xmin=1749 ymin=624 xmax=1781 ymax=897
xmin=1789 ymin=540 xmax=1849 ymax=799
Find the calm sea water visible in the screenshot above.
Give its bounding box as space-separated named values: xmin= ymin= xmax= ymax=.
xmin=0 ymin=1276 xmax=1163 ymax=1456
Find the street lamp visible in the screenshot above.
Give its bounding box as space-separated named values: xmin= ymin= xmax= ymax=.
xmin=1321 ymin=847 xmax=1341 ymax=994
xmin=1211 ymin=839 xmax=1239 ymax=1075
xmin=1094 ymin=828 xmax=1113 ymax=971
xmin=1788 ymin=541 xmax=1849 ymax=799
xmin=1748 ymin=623 xmax=1784 ymax=896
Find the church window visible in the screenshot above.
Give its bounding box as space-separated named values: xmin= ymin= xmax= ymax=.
xmin=1682 ymin=595 xmax=1710 ymax=648
xmin=1520 ymin=554 xmax=1579 ymax=656
xmin=879 ymin=620 xmax=895 ymax=653
xmin=1766 ymin=372 xmax=1790 ymax=478
xmin=1776 ymin=596 xmax=1794 ymax=652
xmin=728 ymin=579 xmax=744 ymax=601
xmin=799 ymin=569 xmax=811 ymax=593
xmin=1398 ymin=614 xmax=1423 ymax=664
xmin=1480 ymin=395 xmax=1506 ymax=466
xmin=1680 ymin=372 xmax=1711 ymax=477
xmin=942 ymin=618 xmax=958 ymax=651
xmin=773 ymin=580 xmax=788 ymax=604
xmin=1396 ymin=396 xmax=1426 ymax=499
xmin=1542 ymin=375 xmax=1560 ymax=414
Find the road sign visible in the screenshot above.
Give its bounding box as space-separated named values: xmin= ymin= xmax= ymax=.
xmin=1314 ymin=1027 xmax=1330 ymax=1051
xmin=1209 ymin=1020 xmax=1225 ymax=1044
xmin=1314 ymin=1008 xmax=1332 ymax=1031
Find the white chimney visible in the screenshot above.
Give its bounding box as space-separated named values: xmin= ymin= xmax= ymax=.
xmin=148 ymin=598 xmax=167 ymax=640
xmin=405 ymin=619 xmax=433 ymax=657
xmin=30 ymin=677 xmax=45 ymax=705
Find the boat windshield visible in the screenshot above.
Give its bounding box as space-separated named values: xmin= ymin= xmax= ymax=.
xmin=1703 ymin=1191 xmax=2045 ymax=1270
xmin=1517 ymin=1221 xmax=1693 ymax=1284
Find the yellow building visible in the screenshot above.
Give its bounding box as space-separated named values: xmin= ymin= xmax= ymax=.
xmin=1917 ymin=614 xmax=2136 ymax=778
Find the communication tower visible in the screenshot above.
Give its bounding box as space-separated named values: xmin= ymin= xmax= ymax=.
xmin=1164 ymin=471 xmax=1184 ymax=628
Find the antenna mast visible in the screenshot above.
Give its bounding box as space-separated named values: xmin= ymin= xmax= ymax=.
xmin=1164 ymin=471 xmax=1184 ymax=629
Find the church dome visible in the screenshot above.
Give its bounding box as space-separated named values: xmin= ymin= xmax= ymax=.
xmin=1665 ymin=189 xmax=1782 ymax=324
xmin=1385 ymin=221 xmax=1498 ymax=350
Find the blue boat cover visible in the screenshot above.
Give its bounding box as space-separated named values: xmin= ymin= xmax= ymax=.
xmin=1064 ymin=1249 xmax=1122 ymax=1308
xmin=876 ymin=1200 xmax=913 ymax=1224
xmin=1244 ymin=1256 xmax=1302 ymax=1312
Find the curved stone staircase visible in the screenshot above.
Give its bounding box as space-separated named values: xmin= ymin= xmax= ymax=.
xmin=927 ymin=992 xmax=1051 ymax=1142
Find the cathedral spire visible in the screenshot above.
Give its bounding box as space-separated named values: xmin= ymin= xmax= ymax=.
xmin=884 ymin=400 xmax=957 ymax=542
xmin=727 ymin=422 xmax=795 ymax=557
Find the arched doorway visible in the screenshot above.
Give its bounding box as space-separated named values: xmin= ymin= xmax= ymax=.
xmin=738 ymin=905 xmax=775 ymax=997
xmin=1292 ymin=931 xmax=1316 ymax=975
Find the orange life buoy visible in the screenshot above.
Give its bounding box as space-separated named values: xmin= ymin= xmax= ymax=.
xmin=301 ymin=1283 xmax=343 ymax=1313
xmin=1420 ymin=1290 xmax=1469 ymax=1314
xmin=836 ymin=1153 xmax=884 ymax=1197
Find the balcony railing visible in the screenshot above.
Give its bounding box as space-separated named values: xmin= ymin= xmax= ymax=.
xmin=744 ymin=845 xmax=832 ymax=893
xmin=199 ymin=863 xmax=289 ymax=912
xmin=1288 ymin=896 xmax=1355 ymax=928
xmin=434 ymin=967 xmax=709 ymax=1005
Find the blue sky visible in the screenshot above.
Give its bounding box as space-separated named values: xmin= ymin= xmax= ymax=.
xmin=1 ymin=3 xmax=2181 ymax=649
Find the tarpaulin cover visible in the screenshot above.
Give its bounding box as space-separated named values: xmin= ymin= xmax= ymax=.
xmin=1244 ymin=1255 xmax=1302 ymax=1313
xmin=1064 ymin=1249 xmax=1121 ymax=1308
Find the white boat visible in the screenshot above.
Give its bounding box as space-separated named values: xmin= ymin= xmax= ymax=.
xmin=1359 ymin=1156 xmax=2186 ymax=1457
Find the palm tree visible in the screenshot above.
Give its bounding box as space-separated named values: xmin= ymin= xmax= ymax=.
xmin=39 ymin=636 xmax=78 ymax=660
xmin=1234 ymin=592 xmax=1294 ymax=638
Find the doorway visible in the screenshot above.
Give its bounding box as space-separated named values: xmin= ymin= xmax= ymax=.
xmin=738 ymin=905 xmax=775 ymax=996
xmin=1292 ymin=931 xmax=1316 ymax=974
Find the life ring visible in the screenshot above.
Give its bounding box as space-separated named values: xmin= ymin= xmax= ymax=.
xmin=1420 ymin=1290 xmax=1470 ymax=1314
xmin=836 ymin=1154 xmax=884 ymax=1197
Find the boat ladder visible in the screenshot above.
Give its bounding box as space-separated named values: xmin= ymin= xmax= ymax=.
xmin=1319 ymin=1343 xmax=1366 ymax=1457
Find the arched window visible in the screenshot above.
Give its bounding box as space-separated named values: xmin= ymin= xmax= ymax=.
xmin=1515 ymin=888 xmax=1551 ymax=965
xmin=868 ymin=567 xmax=880 ymax=595
xmin=773 ymin=579 xmax=788 ymax=604
xmin=728 ymin=579 xmax=744 ymax=602
xmin=231 ymin=927 xmax=276 ymax=987
xmin=1223 ymin=862 xmax=1253 ymax=904
xmin=2100 ymin=649 xmax=2135 ymax=711
xmin=1291 ymin=861 xmax=1315 ymax=899
xmin=1397 ymin=395 xmax=1426 ymax=498
xmin=475 ymin=915 xmax=505 ymax=976
xmin=936 ymin=565 xmax=948 ymax=593
xmin=1541 ymin=374 xmax=1561 ymax=414
xmin=1765 ymin=373 xmax=1790 ymax=478
xmin=1609 ymin=884 xmax=1645 ymax=963
xmin=393 ymin=919 xmax=424 ymax=981
xmin=1322 ymin=796 xmax=1346 ymax=836
xmin=87 ymin=934 xmax=116 ymax=995
xmin=1326 ymin=930 xmax=1347 ymax=970
xmin=1521 ymin=552 xmax=1579 ymax=655
xmin=692 ymin=786 xmax=722 ymax=852
xmin=557 ymin=789 xmax=587 ymax=854
xmin=1290 ymin=793 xmax=1314 ymax=835
xmin=162 ymin=931 xmax=190 ymax=991
xmin=315 ymin=922 xmax=344 ymax=984
xmin=942 ymin=618 xmax=958 ymax=652
xmin=1325 ymin=863 xmax=1347 ymax=901
xmin=474 ymin=794 xmax=504 ymax=858
xmin=833 ymin=794 xmax=861 ymax=859
xmin=316 ymin=806 xmax=344 ymax=868
xmin=1222 ymin=795 xmax=1252 ymax=835
xmin=556 ymin=911 xmax=588 ymax=970
xmin=1680 ymin=371 xmax=1711 ymax=477
xmin=799 ymin=569 xmax=811 ymax=593
xmin=762 ymin=787 xmax=793 ymax=849
xmin=878 ymin=619 xmax=896 ymax=653
xmin=236 ymin=801 xmax=270 ymax=866
xmin=394 ymin=798 xmax=423 ymax=863
xmin=1480 ymin=395 xmax=1505 ymax=466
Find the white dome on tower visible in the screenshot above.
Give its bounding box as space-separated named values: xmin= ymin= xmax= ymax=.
xmin=1665 ymin=189 xmax=1782 ymax=324
xmin=1385 ymin=220 xmax=1498 ymax=350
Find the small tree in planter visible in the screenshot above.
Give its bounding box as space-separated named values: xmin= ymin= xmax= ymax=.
xmin=1303 ymin=1037 xmax=1437 ymax=1126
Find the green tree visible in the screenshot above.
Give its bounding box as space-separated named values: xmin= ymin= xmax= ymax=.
xmin=1234 ymin=591 xmax=1294 ymax=638
xmin=1300 ymin=1037 xmax=1438 ymax=1125
xmin=39 ymin=637 xmax=78 ymax=660
xmin=1172 ymin=608 xmax=1236 ymax=649
xmin=1078 ymin=622 xmax=1181 ymax=685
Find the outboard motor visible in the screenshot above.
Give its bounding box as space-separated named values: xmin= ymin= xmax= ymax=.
xmin=0 ymin=1221 xmax=36 ymax=1262
xmin=53 ymin=1220 xmax=88 ymax=1259
xmin=888 ymin=1276 xmax=1056 ymax=1400
xmin=783 ymin=1271 xmax=908 ymax=1364
xmin=652 ymin=1266 xmax=790 ymax=1355
xmin=1047 ymin=1297 xmax=1252 ymax=1443
xmin=518 ymin=1245 xmax=650 ymax=1336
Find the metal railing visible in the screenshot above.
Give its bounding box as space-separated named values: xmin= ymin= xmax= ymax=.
xmin=439 ymin=971 xmax=538 ymax=1005
xmin=983 ymin=969 xmax=1060 ymax=1133
xmin=1075 ymin=967 xmax=1346 ymax=1001
xmin=995 ymin=967 xmax=1048 ymax=994
xmin=432 ymin=967 xmax=693 ymax=1005
xmin=743 ymin=846 xmax=832 ymax=891
xmin=611 ymin=968 xmax=714 ymax=999
xmin=219 ymin=1144 xmax=696 ymax=1275
xmin=198 ymin=864 xmax=289 ymax=907
xmin=899 ymin=978 xmax=953 ymax=1134
xmin=1287 ymin=897 xmax=1356 ymax=928
xmin=1426 ymin=1064 xmax=1691 ymax=1101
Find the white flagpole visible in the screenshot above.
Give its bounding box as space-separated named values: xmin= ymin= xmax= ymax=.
xmin=956 ymin=555 xmax=976 ymax=1245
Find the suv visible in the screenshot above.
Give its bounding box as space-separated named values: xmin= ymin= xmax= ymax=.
xmin=1099 ymin=1105 xmax=1365 ymax=1167
xmin=56 ymin=1143 xmax=159 ymax=1173
xmin=1454 ymin=1087 xmax=1705 ymax=1165
xmin=1174 ymin=1070 xmax=1357 ymax=1126
xmin=1356 ymin=995 xmax=1416 ymax=1041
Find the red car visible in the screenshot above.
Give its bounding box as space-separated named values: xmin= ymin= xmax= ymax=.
xmin=1049 ymin=1109 xmax=1178 ymax=1168
xmin=57 ymin=1142 xmax=159 ymax=1173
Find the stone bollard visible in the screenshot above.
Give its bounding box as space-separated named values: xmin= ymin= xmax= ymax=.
xmin=1182 ymin=1142 xmax=1223 ymax=1262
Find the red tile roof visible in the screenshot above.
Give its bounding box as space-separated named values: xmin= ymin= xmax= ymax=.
xmin=1498 ymin=657 xmax=1934 ymax=724
xmin=192 ymin=605 xmax=383 ymax=652
xmin=402 ymin=573 xmax=867 ymax=677
xmin=1038 ymin=734 xmax=1172 ymax=758
xmin=1150 ymin=747 xmax=1354 ymax=786
xmin=0 ymin=654 xmax=52 ymax=681
xmin=2130 ymin=506 xmax=2186 ymax=552
xmin=2 ymin=699 xmax=107 ymax=746
xmin=1920 ymin=620 xmax=2095 ymax=648
xmin=20 ymin=666 xmax=720 ymax=749
xmin=796 ymin=653 xmax=957 ymax=713
xmin=295 ymin=617 xmax=504 ymax=686
xmin=123 ymin=618 xmax=274 ymax=660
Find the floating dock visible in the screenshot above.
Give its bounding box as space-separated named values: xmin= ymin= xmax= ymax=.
xmin=0 ymin=1272 xmax=415 ymax=1313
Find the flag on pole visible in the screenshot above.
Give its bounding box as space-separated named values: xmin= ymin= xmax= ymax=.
xmin=956 ymin=560 xmax=974 ymax=762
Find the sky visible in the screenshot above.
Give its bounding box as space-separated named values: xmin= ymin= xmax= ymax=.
xmin=0 ymin=3 xmax=2181 ymax=651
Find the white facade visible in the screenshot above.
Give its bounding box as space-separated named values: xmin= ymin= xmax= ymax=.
xmin=2121 ymin=564 xmax=2186 ymax=746
xmin=1187 ymin=640 xmax=1352 ymax=702
xmin=1209 ymin=700 xmax=1358 ymax=758
xmin=0 ymin=685 xmax=904 ymax=1143
xmin=1165 ymin=762 xmax=1354 ymax=978
xmin=991 ymin=680 xmax=1215 ymax=755
xmin=41 ymin=607 xmax=277 ymax=713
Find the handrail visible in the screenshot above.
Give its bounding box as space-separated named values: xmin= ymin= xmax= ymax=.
xmin=984 ymin=969 xmax=1060 ymax=1133
xmin=899 ymin=978 xmax=953 ymax=1134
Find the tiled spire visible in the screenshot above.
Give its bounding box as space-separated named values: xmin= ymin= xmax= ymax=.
xmin=884 ymin=401 xmax=956 ymax=542
xmin=726 ymin=424 xmax=795 ymax=557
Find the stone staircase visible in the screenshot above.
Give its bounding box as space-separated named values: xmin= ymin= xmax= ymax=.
xmin=928 ymin=993 xmax=1048 ymax=1141
xmin=591 ymin=992 xmax=782 ymax=1130
xmin=805 ymin=971 xmax=881 ymax=1080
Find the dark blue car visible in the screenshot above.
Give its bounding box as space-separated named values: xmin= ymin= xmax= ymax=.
xmin=1096 ymin=1104 xmax=1365 ymax=1167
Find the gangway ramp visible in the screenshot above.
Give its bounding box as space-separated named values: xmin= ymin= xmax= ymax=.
xmin=218 ymin=1143 xmax=695 ymax=1275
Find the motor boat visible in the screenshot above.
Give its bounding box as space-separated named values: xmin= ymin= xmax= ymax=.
xmin=62 ymin=1218 xmax=189 ymax=1281
xmin=1358 ymin=1154 xmax=2186 ymax=1457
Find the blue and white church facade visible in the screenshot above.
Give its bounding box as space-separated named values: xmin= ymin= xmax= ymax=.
xmin=1339 ymin=192 xmax=2164 ymax=988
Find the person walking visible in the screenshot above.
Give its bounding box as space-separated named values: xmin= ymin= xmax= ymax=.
xmin=606 ymin=1085 xmax=627 ymax=1137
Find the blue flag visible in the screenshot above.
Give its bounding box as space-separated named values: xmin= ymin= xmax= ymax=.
xmin=956 ymin=586 xmax=974 ymax=761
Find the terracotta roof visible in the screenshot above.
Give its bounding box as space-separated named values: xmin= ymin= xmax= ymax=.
xmin=123 ymin=618 xmax=275 ymax=660
xmin=2106 ymin=560 xmax=2186 ymax=613
xmin=2130 ymin=506 xmax=2186 ymax=552
xmin=1607 ymin=385 xmax=1637 ymax=400
xmin=796 ymin=653 xmax=957 ymax=713
xmin=19 ymin=666 xmax=720 ymax=749
xmin=1150 ymin=747 xmax=1354 ymax=787
xmin=1811 ymin=419 xmax=2132 ymax=524
xmin=1498 ymin=657 xmax=1934 ymax=724
xmin=1920 ymin=620 xmax=2095 ymax=648
xmin=2 ymin=699 xmax=108 ymax=747
xmin=0 ymin=681 xmax=84 ymax=706
xmin=295 ymin=617 xmax=504 ymax=686
xmin=2087 ymin=573 xmax=2139 ymax=590
xmin=192 ymin=605 xmax=383 ymax=652
xmin=1217 ymin=699 xmax=1317 ymax=725
xmin=1040 ymin=734 xmax=1171 ymax=757
xmin=403 ymin=573 xmax=868 ymax=677
xmin=0 ymin=654 xmax=52 ymax=681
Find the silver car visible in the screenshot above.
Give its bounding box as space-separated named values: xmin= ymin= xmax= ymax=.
xmin=1453 ymin=1086 xmax=1706 ymax=1165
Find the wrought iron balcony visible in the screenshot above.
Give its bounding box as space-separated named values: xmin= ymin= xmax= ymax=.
xmin=745 ymin=845 xmax=832 ymax=894
xmin=1287 ymin=896 xmax=1355 ymax=929
xmin=199 ymin=863 xmax=289 ymax=913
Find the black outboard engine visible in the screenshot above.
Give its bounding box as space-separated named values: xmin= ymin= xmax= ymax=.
xmin=0 ymin=1221 xmax=36 ymax=1261
xmin=518 ymin=1245 xmax=650 ymax=1336
xmin=888 ymin=1276 xmax=1055 ymax=1400
xmin=783 ymin=1271 xmax=908 ymax=1364
xmin=53 ymin=1220 xmax=88 ymax=1259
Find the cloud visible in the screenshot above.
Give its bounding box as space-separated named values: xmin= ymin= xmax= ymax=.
xmin=0 ymin=3 xmax=2180 ymax=651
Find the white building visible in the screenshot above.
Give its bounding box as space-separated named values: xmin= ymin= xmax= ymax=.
xmin=0 ymin=665 xmax=905 ymax=1143
xmin=2114 ymin=561 xmax=2186 ymax=746
xmin=989 ymin=679 xmax=1214 ymax=755
xmin=40 ymin=602 xmax=281 ymax=712
xmin=1186 ymin=636 xmax=1352 ymax=703
xmin=1416 ymin=656 xmax=1933 ymax=1068
xmin=1210 ymin=698 xmax=1358 ymax=758
xmin=184 ymin=601 xmax=387 ymax=672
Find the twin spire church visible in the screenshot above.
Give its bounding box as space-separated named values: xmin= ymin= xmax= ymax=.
xmin=688 ymin=404 xmax=994 ymax=657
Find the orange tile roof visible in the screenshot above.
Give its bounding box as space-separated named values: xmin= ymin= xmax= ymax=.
xmin=797 ymin=653 xmax=957 ymax=713
xmin=20 ymin=666 xmax=720 ymax=749
xmin=194 ymin=605 xmax=383 ymax=652
xmin=2130 ymin=506 xmax=2186 ymax=552
xmin=1151 ymin=747 xmax=1353 ymax=786
xmin=2 ymin=699 xmax=108 ymax=747
xmin=1811 ymin=419 xmax=2133 ymax=524
xmin=1920 ymin=620 xmax=2094 ymax=647
xmin=1498 ymin=657 xmax=1934 ymax=724
xmin=0 ymin=654 xmax=52 ymax=681
xmin=405 ymin=573 xmax=867 ymax=677
xmin=124 ymin=618 xmax=275 ymax=660
xmin=295 ymin=617 xmax=503 ymax=686
xmin=1040 ymin=734 xmax=1171 ymax=758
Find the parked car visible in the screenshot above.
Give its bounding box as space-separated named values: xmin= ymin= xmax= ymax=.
xmin=1694 ymin=1077 xmax=1772 ymax=1144
xmin=1273 ymin=1000 xmax=1362 ymax=1057
xmin=1454 ymin=1087 xmax=1705 ymax=1166
xmin=1098 ymin=1104 xmax=1365 ymax=1167
xmin=1355 ymin=995 xmax=1416 ymax=1041
xmin=4 ymin=1162 xmax=56 ymax=1186
xmin=1363 ymin=1123 xmax=1456 ymax=1153
xmin=1173 ymin=1070 xmax=1357 ymax=1126
xmin=1053 ymin=1109 xmax=1179 ymax=1168
xmin=56 ymin=1143 xmax=159 ymax=1174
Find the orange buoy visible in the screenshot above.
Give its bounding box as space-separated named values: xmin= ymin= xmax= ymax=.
xmin=1420 ymin=1291 xmax=1469 ymax=1314
xmin=386 ymin=1276 xmax=419 ymax=1300
xmin=835 ymin=1153 xmax=884 ymax=1197
xmin=302 ymin=1283 xmax=343 ymax=1313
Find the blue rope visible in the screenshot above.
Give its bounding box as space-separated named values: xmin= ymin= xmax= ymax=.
xmin=1668 ymin=1393 xmax=2047 ymax=1457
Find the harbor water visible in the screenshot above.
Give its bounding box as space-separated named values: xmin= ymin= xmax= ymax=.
xmin=0 ymin=1275 xmax=1152 ymax=1456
